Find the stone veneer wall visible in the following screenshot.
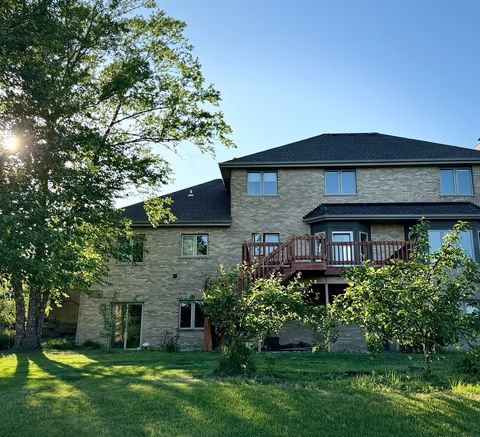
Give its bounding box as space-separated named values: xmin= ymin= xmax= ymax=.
xmin=76 ymin=164 xmax=480 ymax=350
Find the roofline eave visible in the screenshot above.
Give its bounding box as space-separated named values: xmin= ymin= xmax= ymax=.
xmin=303 ymin=214 xmax=480 ymax=223
xmin=219 ymin=158 xmax=480 ymax=169
xmin=131 ymin=220 xmax=232 ymax=228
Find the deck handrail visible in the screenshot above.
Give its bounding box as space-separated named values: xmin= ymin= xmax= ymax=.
xmin=242 ymin=236 xmax=413 ymax=280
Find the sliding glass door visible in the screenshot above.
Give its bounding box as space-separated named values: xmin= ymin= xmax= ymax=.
xmin=112 ymin=303 xmax=143 ymax=349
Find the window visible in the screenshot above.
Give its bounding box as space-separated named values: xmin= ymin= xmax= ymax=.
xmin=111 ymin=303 xmax=143 ymax=349
xmin=428 ymin=229 xmax=474 ymax=258
xmin=252 ymin=232 xmax=280 ymax=255
xmin=117 ymin=234 xmax=145 ymax=263
xmin=440 ymin=168 xmax=473 ymax=195
xmin=247 ymin=171 xmax=277 ymax=195
xmin=325 ymin=170 xmax=356 ymax=195
xmin=179 ymin=301 xmax=204 ymax=329
xmin=181 ymin=234 xmax=208 ymax=257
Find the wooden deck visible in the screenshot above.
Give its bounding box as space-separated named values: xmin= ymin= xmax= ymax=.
xmin=242 ymin=235 xmax=413 ymax=281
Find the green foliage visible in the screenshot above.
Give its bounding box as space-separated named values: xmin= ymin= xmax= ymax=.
xmin=0 ymin=329 xmax=14 ymax=350
xmin=0 ymin=285 xmax=15 ymax=330
xmin=99 ymin=292 xmax=120 ymax=349
xmin=81 ymin=340 xmax=103 ymax=350
xmin=0 ymin=0 xmax=232 ymax=349
xmin=163 ymin=336 xmax=180 ymax=353
xmin=458 ymin=347 xmax=480 ymax=375
xmin=331 ymin=219 xmax=480 ymax=365
xmin=203 ymin=265 xmax=323 ymax=374
xmin=41 ymin=338 xmax=77 ymax=351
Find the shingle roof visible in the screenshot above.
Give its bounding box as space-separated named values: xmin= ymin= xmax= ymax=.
xmin=220 ymin=133 xmax=480 ymax=166
xmin=303 ymin=202 xmax=480 ymax=222
xmin=122 ymin=179 xmax=231 ymax=225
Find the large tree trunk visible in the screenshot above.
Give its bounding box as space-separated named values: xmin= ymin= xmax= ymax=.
xmin=12 ymin=275 xmax=26 ymax=349
xmin=21 ymin=287 xmax=50 ymax=350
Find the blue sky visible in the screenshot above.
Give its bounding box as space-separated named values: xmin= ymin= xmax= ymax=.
xmin=121 ymin=0 xmax=480 ymax=205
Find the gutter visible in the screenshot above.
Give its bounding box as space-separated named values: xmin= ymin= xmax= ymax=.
xmin=303 ymin=214 xmax=480 ymax=223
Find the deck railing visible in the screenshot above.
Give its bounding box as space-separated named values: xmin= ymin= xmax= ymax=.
xmin=242 ymin=235 xmax=413 ymax=280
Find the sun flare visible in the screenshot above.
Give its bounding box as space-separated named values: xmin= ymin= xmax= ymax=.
xmin=3 ymin=135 xmax=18 ymax=151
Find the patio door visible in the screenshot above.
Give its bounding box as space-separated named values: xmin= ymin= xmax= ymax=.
xmin=331 ymin=231 xmax=353 ymax=264
xmin=112 ymin=303 xmax=143 ymax=349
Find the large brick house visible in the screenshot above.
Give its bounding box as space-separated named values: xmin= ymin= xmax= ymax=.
xmin=74 ymin=132 xmax=480 ymax=351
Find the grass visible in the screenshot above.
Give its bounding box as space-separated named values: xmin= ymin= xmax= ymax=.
xmin=1 ymin=350 xmax=480 ymax=436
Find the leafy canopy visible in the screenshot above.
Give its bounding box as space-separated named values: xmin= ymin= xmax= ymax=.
xmin=330 ymin=220 xmax=480 ymax=364
xmin=0 ymin=0 xmax=232 ymax=348
xmin=203 ymin=265 xmax=323 ymax=373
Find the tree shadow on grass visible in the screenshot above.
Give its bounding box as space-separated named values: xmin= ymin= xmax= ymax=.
xmin=3 ymin=351 xmax=480 ymax=437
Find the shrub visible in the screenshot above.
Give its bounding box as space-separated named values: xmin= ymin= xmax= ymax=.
xmin=458 ymin=347 xmax=480 ymax=375
xmin=81 ymin=340 xmax=103 ymax=350
xmin=41 ymin=337 xmax=76 ymax=350
xmin=164 ymin=336 xmax=180 ymax=353
xmin=203 ymin=265 xmax=323 ymax=375
xmin=0 ymin=329 xmax=14 ymax=350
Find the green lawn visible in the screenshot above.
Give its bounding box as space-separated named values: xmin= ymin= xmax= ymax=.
xmin=1 ymin=350 xmax=480 ymax=436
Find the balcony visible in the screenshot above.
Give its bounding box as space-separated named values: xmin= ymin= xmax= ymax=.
xmin=242 ymin=235 xmax=413 ymax=281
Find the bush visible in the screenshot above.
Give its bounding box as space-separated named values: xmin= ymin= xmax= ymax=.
xmin=41 ymin=337 xmax=76 ymax=350
xmin=81 ymin=340 xmax=103 ymax=350
xmin=0 ymin=329 xmax=14 ymax=350
xmin=458 ymin=347 xmax=480 ymax=375
xmin=164 ymin=336 xmax=180 ymax=353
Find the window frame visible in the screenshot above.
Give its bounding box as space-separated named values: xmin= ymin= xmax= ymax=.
xmin=178 ymin=300 xmax=205 ymax=330
xmin=247 ymin=171 xmax=278 ymax=196
xmin=251 ymin=232 xmax=280 ymax=256
xmin=440 ymin=167 xmax=474 ymax=196
xmin=325 ymin=169 xmax=357 ymax=195
xmin=111 ymin=302 xmax=143 ymax=350
xmin=117 ymin=234 xmax=145 ymax=264
xmin=428 ymin=228 xmax=474 ymax=258
xmin=181 ymin=234 xmax=209 ymax=257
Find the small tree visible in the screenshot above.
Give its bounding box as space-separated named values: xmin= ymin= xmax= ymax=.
xmin=330 ymin=220 xmax=480 ymax=366
xmin=203 ymin=265 xmax=323 ymax=374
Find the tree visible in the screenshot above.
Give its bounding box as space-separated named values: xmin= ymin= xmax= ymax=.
xmin=203 ymin=265 xmax=323 ymax=374
xmin=330 ymin=220 xmax=480 ymax=366
xmin=0 ymin=0 xmax=233 ymax=349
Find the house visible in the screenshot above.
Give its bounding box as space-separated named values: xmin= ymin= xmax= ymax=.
xmin=75 ymin=132 xmax=480 ymax=351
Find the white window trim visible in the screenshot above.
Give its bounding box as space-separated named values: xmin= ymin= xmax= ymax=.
xmin=181 ymin=234 xmax=209 ymax=257
xmin=247 ymin=171 xmax=278 ymax=196
xmin=178 ymin=300 xmax=204 ymax=330
xmin=325 ymin=170 xmax=356 ymax=195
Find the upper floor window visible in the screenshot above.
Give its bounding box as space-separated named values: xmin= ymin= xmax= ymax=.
xmin=179 ymin=300 xmax=204 ymax=329
xmin=428 ymin=229 xmax=474 ymax=258
xmin=181 ymin=234 xmax=208 ymax=257
xmin=325 ymin=170 xmax=356 ymax=195
xmin=247 ymin=171 xmax=277 ymax=195
xmin=440 ymin=168 xmax=473 ymax=195
xmin=118 ymin=234 xmax=145 ymax=263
